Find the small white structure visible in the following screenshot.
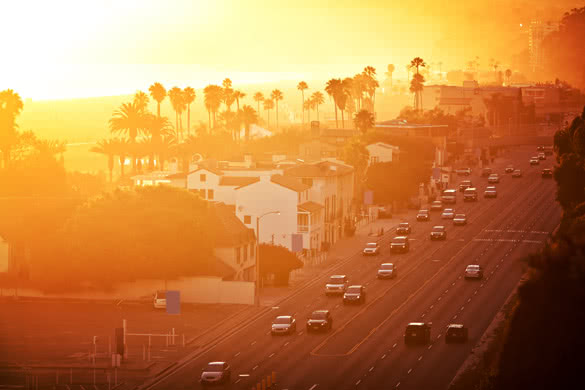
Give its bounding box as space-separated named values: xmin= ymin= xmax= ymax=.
xmin=366 ymin=142 xmax=400 ymax=165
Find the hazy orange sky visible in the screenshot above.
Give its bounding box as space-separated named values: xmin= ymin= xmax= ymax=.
xmin=1 ymin=0 xmax=580 ymax=100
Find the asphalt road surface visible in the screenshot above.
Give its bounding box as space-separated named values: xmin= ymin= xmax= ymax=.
xmin=141 ymin=146 xmax=560 ymax=390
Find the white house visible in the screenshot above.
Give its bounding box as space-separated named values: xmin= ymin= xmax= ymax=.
xmin=132 ymin=171 xmax=186 ymax=188
xmin=235 ymin=175 xmax=323 ymax=252
xmin=366 ymin=142 xmax=400 ymax=165
xmin=284 ymin=160 xmax=354 ymax=246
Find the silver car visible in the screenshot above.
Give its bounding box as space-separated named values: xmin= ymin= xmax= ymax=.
xmin=377 ymin=263 xmax=397 ymax=279
xmin=271 ymin=315 xmax=296 ymax=335
xmin=325 ymin=275 xmax=349 ymax=295
xmin=441 ymin=208 xmax=455 ymax=219
xmin=453 ymin=214 xmax=467 ymax=225
xmin=465 ymin=264 xmax=484 ymax=279
xmin=200 ymin=362 xmax=231 ymax=385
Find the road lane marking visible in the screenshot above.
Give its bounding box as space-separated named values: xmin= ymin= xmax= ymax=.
xmin=269 ymin=353 xmax=275 ymax=358
xmin=235 ymin=352 xmax=240 ymax=357
xmin=309 ymin=385 xmax=318 ymax=390
xmin=468 ymin=298 xmax=471 ymax=302
xmin=382 ymin=354 xmax=387 ymax=359
xmin=437 ymin=334 xmax=442 ymax=338
xmin=356 ymin=380 xmax=361 ymax=386
xmin=430 ymin=305 xmax=434 ymax=309
xmin=418 ymin=356 xmax=423 ymax=361
xmin=251 ymin=341 xmax=257 ymax=346
xmin=421 ymin=313 xmax=425 ymax=318
xmin=235 ymin=379 xmax=241 ymax=384
xmin=369 ymin=367 xmax=374 ymax=372
xmin=428 ymin=345 xmax=433 ymax=350
xmin=393 ymin=343 xmax=397 ymax=348
xmin=407 ymin=368 xmax=412 ymax=374
xmin=396 ymin=382 xmax=400 ymax=388
xmin=252 ymin=365 xmax=258 ymax=370
xmin=284 ymin=342 xmax=290 ymax=346
xmin=299 ymin=331 xmax=304 ymax=335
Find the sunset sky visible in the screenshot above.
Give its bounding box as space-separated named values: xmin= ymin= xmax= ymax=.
xmin=1 ymin=0 xmax=580 ymax=100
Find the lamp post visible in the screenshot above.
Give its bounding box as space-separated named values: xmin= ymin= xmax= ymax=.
xmin=255 ymin=210 xmax=280 ymax=306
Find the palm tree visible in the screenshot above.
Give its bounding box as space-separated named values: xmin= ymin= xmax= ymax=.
xmin=174 ymin=135 xmax=199 ymax=173
xmin=297 ymin=81 xmax=308 ymax=126
xmin=263 ymin=98 xmax=274 ymax=126
xmin=183 ymin=87 xmax=196 ymax=137
xmin=304 ymin=98 xmax=312 ymax=123
xmin=158 ymin=134 xmax=177 ymax=171
xmin=109 ymin=101 xmax=145 ymax=172
xmin=144 ymin=114 xmax=173 ymax=170
xmin=168 ymin=87 xmax=184 ymax=139
xmin=311 ymin=91 xmax=324 ymax=122
xmin=271 ymin=90 xmax=283 ymax=129
xmin=204 ymin=85 xmax=223 ymax=131
xmin=385 ymin=64 xmax=395 ymax=87
xmin=233 ymin=90 xmax=246 ymax=111
xmin=91 ymin=138 xmax=118 ymax=182
xmin=219 ymin=110 xmax=241 ymax=141
xmin=354 ymin=109 xmax=375 ymax=134
xmin=0 ymin=89 xmax=24 ymax=168
xmin=253 ymin=92 xmax=264 ymax=113
xmin=325 ymin=78 xmax=343 ymax=128
xmin=134 ymin=91 xmax=150 ymax=112
xmin=410 ymin=57 xmax=426 ymax=111
xmin=222 ymin=78 xmax=234 ymax=111
xmin=362 ymin=66 xmax=379 ymax=115
xmin=405 ymin=64 xmax=411 ymax=83
xmin=240 ymin=105 xmax=258 ymax=142
xmin=148 ymin=82 xmax=166 ymax=117
xmin=338 ymin=78 xmax=353 ymax=128
xmin=110 ymin=137 xmax=130 ymax=178
xmin=505 ymin=69 xmax=512 ymax=85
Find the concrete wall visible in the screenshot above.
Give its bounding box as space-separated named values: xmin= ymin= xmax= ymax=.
xmin=10 ymin=277 xmax=255 ymax=305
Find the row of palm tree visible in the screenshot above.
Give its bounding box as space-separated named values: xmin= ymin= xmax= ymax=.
xmin=0 ymin=89 xmax=24 ymax=168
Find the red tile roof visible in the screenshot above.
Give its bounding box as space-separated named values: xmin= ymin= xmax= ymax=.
xmin=270 ymin=174 xmax=310 ymax=192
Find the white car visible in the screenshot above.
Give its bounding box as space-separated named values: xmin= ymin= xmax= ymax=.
xmin=325 ymin=275 xmax=349 ymax=295
xmin=441 ymin=208 xmax=455 ymax=219
xmin=453 ymin=214 xmax=467 ymax=225
xmin=200 ymin=362 xmax=231 ymax=385
xmin=153 ymin=290 xmax=167 ymax=309
xmin=271 ymin=315 xmax=296 ymax=335
xmin=488 ymin=174 xmax=500 ymax=183
xmin=363 ymin=242 xmax=380 ymax=256
xmin=377 ymin=263 xmax=396 ymax=279
xmin=465 ymin=264 xmax=484 ymax=279
xmin=529 ymin=157 xmax=540 ymax=165
xmin=484 ymin=186 xmax=498 ymax=198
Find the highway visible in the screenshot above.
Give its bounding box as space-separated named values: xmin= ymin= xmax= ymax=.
xmin=142 ymin=146 xmax=560 ymax=390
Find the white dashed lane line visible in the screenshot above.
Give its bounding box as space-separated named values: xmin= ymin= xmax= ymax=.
xmin=234 ymin=352 xmax=240 ymax=357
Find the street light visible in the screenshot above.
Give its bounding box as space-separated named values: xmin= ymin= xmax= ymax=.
xmin=255 ymin=210 xmax=280 ymax=306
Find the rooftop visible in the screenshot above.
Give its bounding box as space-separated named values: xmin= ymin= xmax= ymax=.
xmin=285 ymin=160 xmax=354 ymax=178
xmin=298 ymin=201 xmax=324 ymax=214
xmin=219 ymin=176 xmax=260 ymax=187
xmin=208 ymin=203 xmax=256 ymax=247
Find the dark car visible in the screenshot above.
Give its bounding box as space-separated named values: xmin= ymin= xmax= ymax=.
xmin=463 ymin=187 xmax=478 ymax=201
xmin=430 ymin=225 xmax=447 ymax=240
xmin=377 ymin=263 xmax=396 ymax=279
xmin=530 ymin=157 xmax=540 ymax=165
xmin=505 ymin=165 xmax=514 ymax=173
xmin=453 ymin=213 xmax=467 ymax=226
xmin=458 ymin=180 xmax=472 ymax=192
xmin=445 ymin=324 xmax=469 ymax=343
xmin=200 ymin=362 xmax=231 ymax=385
xmin=542 ymin=168 xmax=553 ymax=178
xmin=537 ymin=145 xmax=544 ymax=151
xmin=404 ymin=322 xmax=432 ymax=345
xmin=538 ymin=152 xmax=546 ymax=160
xmin=512 ymin=169 xmax=522 ymax=178
xmin=306 ymin=310 xmax=333 ymax=333
xmin=363 ymin=242 xmax=380 ymax=256
xmin=465 ymin=264 xmax=484 ymax=279
xmin=481 ymin=167 xmax=492 ymax=177
xmin=390 ymin=236 xmax=410 ymax=253
xmin=271 ymin=315 xmax=296 ymax=335
xmin=343 ymin=285 xmax=366 ymax=304
xmin=430 ymin=200 xmax=443 ymax=211
xmin=417 ymin=209 xmax=430 ymax=221
xmin=396 ymin=222 xmax=412 ymax=235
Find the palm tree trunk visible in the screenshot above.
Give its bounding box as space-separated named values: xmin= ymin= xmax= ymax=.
xmin=267 ymin=109 xmax=270 ymax=127
xmin=108 ymin=155 xmax=114 ymax=183
xmin=208 ymin=109 xmax=211 ymax=131
xmin=308 ymin=106 xmax=311 ymax=123
xmin=276 ymin=102 xmax=279 ymax=129
xmin=317 ymin=104 xmax=320 ymax=122
xmin=334 ymin=101 xmax=338 ymax=128
xmin=187 ymin=106 xmax=191 ymax=137
xmin=175 ymin=111 xmax=179 ymax=140
xmin=157 ymin=102 xmax=161 ymax=118
xmin=341 ymin=110 xmax=345 ymax=128
xmin=301 ymin=91 xmax=305 ymax=127
xmin=119 ymin=156 xmax=125 ymax=177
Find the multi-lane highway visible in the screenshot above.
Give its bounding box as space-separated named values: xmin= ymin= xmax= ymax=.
xmin=141 ymin=146 xmax=560 ymax=390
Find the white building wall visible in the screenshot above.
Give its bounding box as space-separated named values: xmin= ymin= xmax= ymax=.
xmin=366 ymin=144 xmax=397 ymax=165
xmin=186 ymin=169 xmax=221 ymax=200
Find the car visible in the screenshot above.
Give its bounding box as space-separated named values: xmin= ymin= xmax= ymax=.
xmin=271 ymin=315 xmax=296 ymax=335
xmin=343 ymin=285 xmax=366 ymax=304
xmin=463 ymin=187 xmax=478 ymax=201
xmin=458 ymin=180 xmax=473 ymax=192
xmin=455 ymin=167 xmax=472 ymax=176
xmin=488 ymin=174 xmax=500 ymax=183
xmin=484 ymin=186 xmax=497 ymax=198
xmin=325 ymin=275 xmax=349 ymax=295
xmin=542 ymin=168 xmax=553 ymax=178
xmin=441 ymin=189 xmax=457 ymax=204
xmin=537 ymin=145 xmax=544 ymax=151
xmin=512 ymin=169 xmax=522 ymax=178
xmin=453 ymin=213 xmax=467 ymax=225
xmin=200 ymin=362 xmax=231 ymax=385
xmin=396 ymin=222 xmax=412 ymax=235
xmin=430 ymin=225 xmax=447 ymax=240
xmin=363 ymin=242 xmax=380 ymax=256
xmin=481 ymin=167 xmax=492 ymax=177
xmin=404 ymin=322 xmax=432 ymax=345
xmin=465 ymin=264 xmax=484 ymax=279
xmin=416 ymin=209 xmax=430 ymax=221
xmin=306 ymin=310 xmax=332 ymax=332
xmin=445 ymin=324 xmax=469 ymax=343
xmin=530 ymin=157 xmax=540 ymax=165
xmin=441 ymin=208 xmax=455 ymax=219
xmin=377 ymin=263 xmax=397 ymax=279
xmin=505 ymin=165 xmax=514 ymax=173
xmin=538 ymin=152 xmax=546 ymax=160
xmin=390 ymin=236 xmax=410 ymax=253
xmin=153 ymin=290 xmax=167 ymax=309
xmin=430 ymin=200 xmax=443 ymax=211
xmin=378 ymin=205 xmax=392 ymax=219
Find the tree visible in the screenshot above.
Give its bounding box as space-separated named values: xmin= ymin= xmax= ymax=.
xmin=233 ymin=90 xmax=246 ymax=111
xmin=271 ymin=89 xmax=283 ymax=129
xmin=263 ymin=98 xmax=274 ymax=126
xmin=133 ymin=91 xmax=150 ymax=112
xmin=219 ymin=110 xmax=241 ymax=142
xmin=253 ymin=92 xmax=264 ymax=114
xmin=168 ymin=87 xmax=185 ymax=139
xmin=222 ymin=78 xmax=235 ymax=111
xmin=0 ymin=89 xmax=24 ymax=168
xmin=259 ymin=244 xmax=303 ymax=286
xmin=385 ymin=64 xmax=395 ymax=87
xmin=311 ymin=91 xmax=324 ymax=121
xmin=240 ymin=105 xmax=258 ymax=142
xmin=304 ymin=98 xmax=313 ymax=123
xmin=505 ymin=69 xmax=513 ymax=85
xmin=354 ymin=109 xmax=375 ymax=134
xmin=297 ymin=81 xmax=308 ymax=126
xmin=325 ymin=78 xmax=343 ymax=128
xmin=362 ymin=66 xmax=379 ymax=115
xmin=183 ymin=87 xmax=196 ymax=137
xmin=148 ymin=82 xmax=166 ymax=117
xmin=341 ymin=138 xmax=369 ymax=202
xmin=111 ymin=137 xmax=130 ymax=178
xmin=410 ymin=57 xmax=426 ymax=111
xmin=203 ymin=85 xmax=223 ymax=131
xmin=90 ymin=139 xmax=117 ymax=183
xmin=144 ymin=114 xmax=173 ymax=170
xmin=109 ymin=101 xmax=145 ymax=172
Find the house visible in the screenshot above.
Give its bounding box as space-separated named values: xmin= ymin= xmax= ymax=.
xmin=132 ymin=171 xmax=187 ymax=188
xmin=235 ymin=175 xmax=323 ymax=252
xmin=299 ymin=139 xmax=339 ymax=160
xmin=366 ymin=142 xmax=400 ymax=165
xmin=208 ymin=203 xmax=257 ymax=282
xmin=284 ymin=160 xmax=354 ymax=245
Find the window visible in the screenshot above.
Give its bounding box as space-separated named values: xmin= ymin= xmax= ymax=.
xmin=208 ymin=189 xmax=214 ymax=200
xmin=244 ymin=215 xmax=251 ymax=224
xmin=199 ymin=189 xmax=206 ymax=198
xmin=200 ymin=174 xmax=206 ymax=182
xmin=235 ymin=247 xmax=241 ymax=264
